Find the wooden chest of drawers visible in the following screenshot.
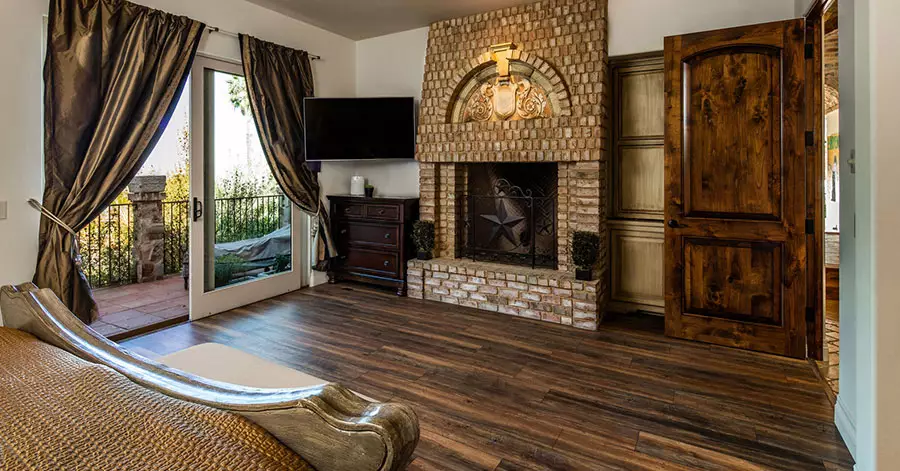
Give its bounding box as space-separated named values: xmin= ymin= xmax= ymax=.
xmin=327 ymin=195 xmax=419 ymax=296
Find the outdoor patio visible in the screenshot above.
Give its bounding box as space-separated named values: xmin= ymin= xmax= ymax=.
xmin=89 ymin=276 xmax=188 ymax=337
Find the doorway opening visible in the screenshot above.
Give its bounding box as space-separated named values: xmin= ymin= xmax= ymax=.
xmin=84 ymin=56 xmax=309 ymax=339
xmin=84 ymin=82 xmax=192 ymax=340
xmin=817 ymin=0 xmax=841 ymax=399
xmin=188 ymin=56 xmax=308 ymax=322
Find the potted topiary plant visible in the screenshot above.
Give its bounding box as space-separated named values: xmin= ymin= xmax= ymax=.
xmin=412 ymin=220 xmax=435 ymax=260
xmin=364 ymin=184 xmax=375 ymax=198
xmin=571 ymin=231 xmax=600 ymax=281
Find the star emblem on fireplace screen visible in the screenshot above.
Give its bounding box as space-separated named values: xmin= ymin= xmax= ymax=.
xmin=480 ymin=199 xmax=525 ymax=247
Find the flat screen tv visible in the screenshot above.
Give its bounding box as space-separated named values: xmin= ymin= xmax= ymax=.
xmin=304 ymin=97 xmax=416 ymax=161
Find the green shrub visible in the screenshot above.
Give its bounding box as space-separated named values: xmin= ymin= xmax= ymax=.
xmin=412 ymin=220 xmax=436 ymax=253
xmin=571 ymin=231 xmax=600 ymax=269
xmin=274 ymin=254 xmax=291 ymax=273
xmin=215 ymin=254 xmax=248 ymax=287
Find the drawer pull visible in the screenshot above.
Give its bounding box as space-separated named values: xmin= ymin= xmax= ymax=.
xmin=383 ymin=261 xmax=390 ymax=267
xmin=384 ymin=233 xmax=391 ymax=239
xmin=378 ymin=209 xmax=385 ymax=215
xmin=344 ymin=208 xmax=351 ymax=212
xmin=340 ymin=229 xmax=348 ymax=234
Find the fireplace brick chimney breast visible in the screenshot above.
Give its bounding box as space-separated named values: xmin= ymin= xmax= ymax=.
xmin=409 ymin=0 xmax=609 ymax=331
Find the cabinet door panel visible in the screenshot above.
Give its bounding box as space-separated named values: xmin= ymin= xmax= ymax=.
xmin=612 ymin=55 xmax=665 ymax=220
xmin=610 ymin=225 xmax=664 ymax=310
xmin=617 ymin=145 xmax=665 ymax=219
xmin=620 ymin=71 xmax=665 ymax=139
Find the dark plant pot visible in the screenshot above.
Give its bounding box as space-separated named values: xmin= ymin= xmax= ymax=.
xmin=575 ymin=268 xmax=592 ymax=281
xmin=417 ymin=250 xmax=433 ymax=261
xmin=364 ymin=187 xmax=374 ymax=197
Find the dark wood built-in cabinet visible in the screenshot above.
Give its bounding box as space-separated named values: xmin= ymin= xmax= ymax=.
xmin=327 ymin=196 xmax=419 ymax=296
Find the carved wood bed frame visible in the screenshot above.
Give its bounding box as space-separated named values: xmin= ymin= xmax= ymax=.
xmin=0 ymin=283 xmax=419 ymax=471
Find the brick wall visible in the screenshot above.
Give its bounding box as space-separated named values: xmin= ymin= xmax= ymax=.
xmin=412 ymin=0 xmax=609 ymax=330
xmin=416 ymin=0 xmax=609 ymax=165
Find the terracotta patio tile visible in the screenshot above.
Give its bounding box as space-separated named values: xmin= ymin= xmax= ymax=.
xmin=137 ymin=297 xmax=189 ymax=314
xmin=90 ymin=322 xmax=126 ymax=337
xmin=151 ymin=306 xmax=189 ymax=320
xmin=99 ymin=309 xmax=147 ymax=325
xmin=108 ymin=313 xmax=166 ymax=331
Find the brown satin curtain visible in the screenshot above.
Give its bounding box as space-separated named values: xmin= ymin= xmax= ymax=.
xmin=37 ymin=0 xmax=205 ymax=324
xmin=239 ymin=35 xmax=336 ymax=270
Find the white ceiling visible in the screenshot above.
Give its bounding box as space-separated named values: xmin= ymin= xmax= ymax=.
xmin=244 ymin=0 xmax=543 ymax=40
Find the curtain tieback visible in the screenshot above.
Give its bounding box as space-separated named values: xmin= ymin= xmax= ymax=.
xmin=28 ymin=198 xmax=83 ymax=268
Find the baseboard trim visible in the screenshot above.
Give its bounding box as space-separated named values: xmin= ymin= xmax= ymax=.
xmin=834 ymin=394 xmax=857 ymax=462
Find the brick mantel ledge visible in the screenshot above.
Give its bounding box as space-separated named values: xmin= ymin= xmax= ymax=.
xmin=407 ymin=258 xmax=603 ymax=331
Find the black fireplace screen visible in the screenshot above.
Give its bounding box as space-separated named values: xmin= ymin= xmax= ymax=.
xmin=462 ymin=164 xmax=557 ymax=269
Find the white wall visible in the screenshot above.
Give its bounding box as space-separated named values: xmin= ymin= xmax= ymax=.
xmin=835 ymin=0 xmax=862 ymax=460
xmin=0 ymin=0 xmax=356 ymax=293
xmin=839 ymin=0 xmax=900 ymax=468
xmin=135 ymin=0 xmax=356 ymax=96
xmin=0 ymin=0 xmax=46 ymax=290
xmin=796 ymin=0 xmax=814 ymax=17
xmin=608 ymin=0 xmax=797 ymax=56
xmin=327 ymin=0 xmax=802 ymax=199
xmin=317 ymin=27 xmax=428 ymax=198
xmin=871 ymin=0 xmax=900 ymax=465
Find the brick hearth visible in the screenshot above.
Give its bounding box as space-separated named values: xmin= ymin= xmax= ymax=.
xmin=408 ymin=258 xmax=602 ymax=330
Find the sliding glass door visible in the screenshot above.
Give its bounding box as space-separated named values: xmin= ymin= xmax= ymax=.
xmin=189 ymin=56 xmax=309 ymax=320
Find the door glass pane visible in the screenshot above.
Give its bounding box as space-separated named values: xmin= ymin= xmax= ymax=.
xmin=204 ymin=69 xmax=292 ymax=292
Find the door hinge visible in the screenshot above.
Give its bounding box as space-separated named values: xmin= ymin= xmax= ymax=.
xmin=805 ymin=43 xmax=814 ymax=59
xmin=806 ymin=218 xmax=815 ymax=235
xmin=805 ymin=131 xmax=815 ymax=147
xmin=806 ymin=306 xmax=816 ymax=323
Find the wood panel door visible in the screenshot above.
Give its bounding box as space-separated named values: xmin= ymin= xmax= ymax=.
xmin=664 ymin=20 xmax=807 ymax=358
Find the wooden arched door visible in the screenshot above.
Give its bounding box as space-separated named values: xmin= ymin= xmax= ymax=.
xmin=663 ymin=19 xmax=808 ymax=358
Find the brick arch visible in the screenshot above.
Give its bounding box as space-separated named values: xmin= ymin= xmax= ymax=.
xmin=444 ymin=50 xmax=572 ymax=124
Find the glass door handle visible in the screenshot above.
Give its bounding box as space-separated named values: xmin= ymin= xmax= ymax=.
xmin=193 ymin=198 xmax=203 ymax=222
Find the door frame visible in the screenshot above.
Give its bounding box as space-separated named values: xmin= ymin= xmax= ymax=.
xmin=803 ymin=0 xmax=834 ymax=361
xmin=188 ymin=54 xmax=310 ymax=321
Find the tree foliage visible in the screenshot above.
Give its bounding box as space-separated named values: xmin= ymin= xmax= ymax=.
xmin=227 ymin=76 xmax=252 ymax=117
xmin=164 ymin=122 xmax=191 ymax=202
xmin=215 ymin=167 xmax=278 ymax=199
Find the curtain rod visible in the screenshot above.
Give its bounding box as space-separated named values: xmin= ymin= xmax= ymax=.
xmin=206 ymin=26 xmax=322 ymax=61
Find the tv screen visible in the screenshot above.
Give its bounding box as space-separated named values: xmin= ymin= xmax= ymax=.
xmin=304 ymin=97 xmax=416 ymax=161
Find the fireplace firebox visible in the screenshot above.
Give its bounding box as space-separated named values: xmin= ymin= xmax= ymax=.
xmin=461 ymin=163 xmax=557 ymax=269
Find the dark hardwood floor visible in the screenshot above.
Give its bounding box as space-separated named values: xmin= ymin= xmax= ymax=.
xmin=123 ymin=283 xmax=853 ymax=470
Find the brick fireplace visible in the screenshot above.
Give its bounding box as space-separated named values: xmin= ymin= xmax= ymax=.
xmin=407 ymin=0 xmax=609 ymax=330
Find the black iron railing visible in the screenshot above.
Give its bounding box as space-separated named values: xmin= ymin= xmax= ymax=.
xmin=79 ymin=195 xmax=288 ymax=289
xmin=214 ymin=195 xmax=287 ymax=244
xmin=162 ymin=200 xmax=190 ymax=276
xmin=77 ymin=203 xmax=135 ymax=288
xmin=463 ymin=193 xmax=557 ymax=269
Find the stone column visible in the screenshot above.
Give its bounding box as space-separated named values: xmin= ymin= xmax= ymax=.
xmin=128 ymin=175 xmax=167 ymax=283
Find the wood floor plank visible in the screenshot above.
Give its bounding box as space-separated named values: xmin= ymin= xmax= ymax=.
xmin=123 ymin=283 xmax=853 ymax=470
xmin=408 ymin=428 xmax=502 ymax=471
xmin=635 ymin=432 xmax=769 ymax=471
